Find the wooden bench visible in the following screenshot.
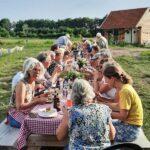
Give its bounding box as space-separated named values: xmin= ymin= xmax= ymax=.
xmin=27 ymin=134 xmax=68 ymax=150
xmin=114 ymin=128 xmax=150 ymax=150
xmin=0 ymin=119 xmax=149 ymax=150
xmin=131 ymin=128 xmax=150 ymax=149
xmin=27 ymin=129 xmax=150 ymax=150
xmin=0 ymin=119 xmax=20 ymax=150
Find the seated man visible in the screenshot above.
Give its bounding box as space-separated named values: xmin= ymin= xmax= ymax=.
xmin=47 ymin=50 xmax=64 ymax=75
xmin=37 ymin=51 xmax=62 ymax=88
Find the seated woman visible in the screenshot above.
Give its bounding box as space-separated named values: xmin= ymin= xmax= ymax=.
xmin=103 ymin=64 xmax=143 ymax=142
xmin=7 ymin=58 xmax=48 ymax=128
xmin=56 ymin=79 xmax=116 ymax=149
xmin=98 ymin=59 xmax=119 ymax=103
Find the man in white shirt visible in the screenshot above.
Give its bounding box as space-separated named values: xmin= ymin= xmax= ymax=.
xmin=56 ymin=34 xmax=72 ymax=51
xmin=12 ymin=72 xmax=24 ymax=92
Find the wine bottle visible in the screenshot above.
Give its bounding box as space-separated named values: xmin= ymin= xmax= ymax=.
xmin=53 ymin=93 xmax=61 ymax=111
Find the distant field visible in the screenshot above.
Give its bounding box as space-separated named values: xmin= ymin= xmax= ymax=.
xmin=0 ymin=38 xmax=53 ymax=120
xmin=0 ymin=38 xmax=150 ymax=140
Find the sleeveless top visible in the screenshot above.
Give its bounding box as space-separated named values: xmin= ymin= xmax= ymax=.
xmin=10 ymin=79 xmax=34 ymax=107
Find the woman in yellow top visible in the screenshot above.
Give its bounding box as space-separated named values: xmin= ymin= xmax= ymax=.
xmin=103 ymin=64 xmax=143 ymax=142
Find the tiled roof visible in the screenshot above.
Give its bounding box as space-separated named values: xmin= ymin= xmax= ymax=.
xmin=100 ymin=8 xmax=148 ymax=29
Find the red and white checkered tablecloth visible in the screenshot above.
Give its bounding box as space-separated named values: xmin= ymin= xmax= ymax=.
xmin=17 ymin=104 xmax=63 ymax=150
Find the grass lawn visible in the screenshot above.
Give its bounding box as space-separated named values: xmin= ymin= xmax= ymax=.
xmin=0 ymin=38 xmax=53 ymax=120
xmin=0 ymin=38 xmax=150 ymax=140
xmin=115 ymin=51 xmax=150 ymax=140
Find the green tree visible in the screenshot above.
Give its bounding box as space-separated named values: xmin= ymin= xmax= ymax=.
xmin=13 ymin=17 xmax=105 ymax=38
xmin=0 ymin=27 xmax=10 ymax=37
xmin=0 ymin=18 xmax=11 ymax=31
xmin=22 ymin=24 xmax=29 ymax=37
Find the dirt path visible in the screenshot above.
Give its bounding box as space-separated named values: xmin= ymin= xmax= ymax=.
xmin=111 ymin=47 xmax=149 ymax=57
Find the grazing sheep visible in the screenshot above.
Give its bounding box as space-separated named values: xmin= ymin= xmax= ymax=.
xmin=0 ymin=49 xmax=2 ymax=56
xmin=16 ymin=46 xmax=24 ymax=52
xmin=7 ymin=48 xmax=12 ymax=54
xmin=7 ymin=47 xmax=18 ymax=54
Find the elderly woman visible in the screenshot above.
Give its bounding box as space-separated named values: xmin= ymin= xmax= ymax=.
xmin=103 ymin=64 xmax=143 ymax=142
xmin=7 ymin=58 xmax=48 ymax=128
xmin=56 ymin=79 xmax=116 ymax=149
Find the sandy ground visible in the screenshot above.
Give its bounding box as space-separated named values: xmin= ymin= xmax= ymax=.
xmin=111 ymin=47 xmax=149 ymax=57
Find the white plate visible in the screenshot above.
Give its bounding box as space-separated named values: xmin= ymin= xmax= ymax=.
xmin=38 ymin=109 xmax=57 ymax=118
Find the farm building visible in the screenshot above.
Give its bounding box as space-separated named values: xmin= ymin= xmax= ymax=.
xmin=100 ymin=7 xmax=150 ymax=45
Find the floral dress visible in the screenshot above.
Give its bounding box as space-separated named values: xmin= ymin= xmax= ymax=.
xmin=68 ymin=103 xmax=111 ymax=150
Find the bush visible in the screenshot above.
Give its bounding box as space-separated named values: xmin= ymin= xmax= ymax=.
xmin=60 ymin=70 xmax=84 ymax=80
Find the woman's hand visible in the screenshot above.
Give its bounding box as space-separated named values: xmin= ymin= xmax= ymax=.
xmin=61 ymin=105 xmax=69 ymax=119
xmin=50 ymin=65 xmax=63 ymax=83
xmin=53 ymin=65 xmax=63 ymax=75
xmin=109 ymin=121 xmax=116 ymax=140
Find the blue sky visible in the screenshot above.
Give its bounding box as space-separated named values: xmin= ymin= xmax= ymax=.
xmin=0 ymin=0 xmax=149 ymax=21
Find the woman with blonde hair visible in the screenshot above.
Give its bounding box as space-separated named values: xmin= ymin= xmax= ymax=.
xmin=103 ymin=64 xmax=143 ymax=142
xmin=56 ymin=79 xmax=115 ymax=149
xmin=7 ymin=57 xmax=48 ymax=128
